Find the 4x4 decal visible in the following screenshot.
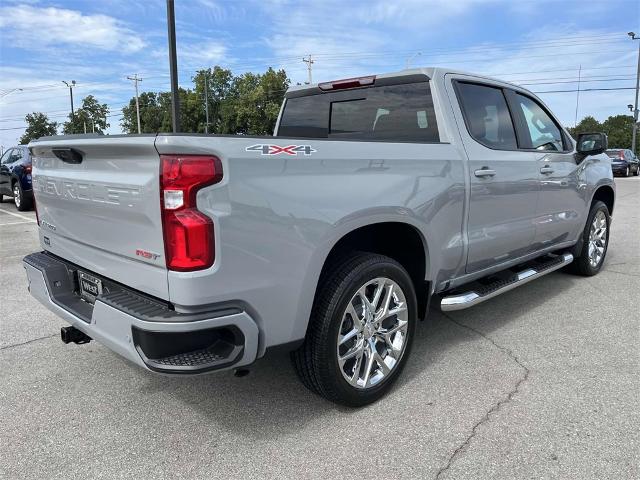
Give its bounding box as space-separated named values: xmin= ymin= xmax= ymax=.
xmin=246 ymin=144 xmax=316 ymax=156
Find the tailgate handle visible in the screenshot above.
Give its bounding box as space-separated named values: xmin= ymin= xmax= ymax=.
xmin=52 ymin=148 xmax=84 ymax=164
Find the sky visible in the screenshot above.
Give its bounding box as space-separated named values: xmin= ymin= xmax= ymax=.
xmin=0 ymin=0 xmax=639 ymax=149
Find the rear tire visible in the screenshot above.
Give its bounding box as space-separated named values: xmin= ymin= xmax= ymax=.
xmin=291 ymin=252 xmax=417 ymax=407
xmin=624 ymin=166 xmax=630 ymax=177
xmin=635 ymin=165 xmax=640 ymax=176
xmin=569 ymin=201 xmax=610 ymax=276
xmin=13 ymin=181 xmax=32 ymax=211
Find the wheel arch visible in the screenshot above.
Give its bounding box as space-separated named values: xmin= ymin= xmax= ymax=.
xmin=591 ymin=184 xmax=615 ymax=216
xmin=296 ymin=221 xmax=431 ymax=342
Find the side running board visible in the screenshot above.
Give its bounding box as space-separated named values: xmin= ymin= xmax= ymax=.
xmin=441 ymin=252 xmax=573 ymax=311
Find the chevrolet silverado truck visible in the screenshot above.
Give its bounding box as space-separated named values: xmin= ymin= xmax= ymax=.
xmin=24 ymin=68 xmax=614 ymax=406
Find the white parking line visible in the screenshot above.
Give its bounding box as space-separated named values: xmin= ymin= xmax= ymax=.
xmin=0 ymin=209 xmax=35 ymax=222
xmin=0 ymin=220 xmax=36 ymax=226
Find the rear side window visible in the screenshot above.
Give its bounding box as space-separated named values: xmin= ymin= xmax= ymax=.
xmin=277 ymin=82 xmax=439 ymax=142
xmin=456 ymin=82 xmax=517 ymax=150
xmin=514 ymin=94 xmax=564 ymax=151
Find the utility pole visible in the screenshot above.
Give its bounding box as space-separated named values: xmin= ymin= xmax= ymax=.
xmin=204 ymin=69 xmax=209 ymax=134
xmin=167 ymin=0 xmax=180 ymax=132
xmin=62 ymin=80 xmax=76 ymax=131
xmin=574 ymin=64 xmax=582 ymax=128
xmin=127 ymin=74 xmax=143 ymax=134
xmin=628 ymin=32 xmax=640 ymax=154
xmin=302 ymin=55 xmax=314 ymax=84
xmin=406 ymin=52 xmax=422 ymax=69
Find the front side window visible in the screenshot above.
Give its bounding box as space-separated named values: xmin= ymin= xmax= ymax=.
xmin=456 ymin=82 xmax=517 ymax=150
xmin=515 ymin=94 xmax=564 ymax=151
xmin=278 ymin=82 xmax=439 ymax=142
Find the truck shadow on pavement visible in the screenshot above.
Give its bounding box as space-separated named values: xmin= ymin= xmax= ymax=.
xmin=134 ymin=270 xmax=578 ymax=438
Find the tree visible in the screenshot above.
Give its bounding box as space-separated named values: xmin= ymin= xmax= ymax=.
xmin=121 ymin=66 xmax=290 ymax=136
xmin=62 ymin=95 xmax=110 ymax=134
xmin=567 ymin=115 xmax=601 ymax=139
xmin=601 ymin=115 xmax=635 ymax=150
xmin=570 ymin=114 xmax=637 ymax=151
xmin=19 ymin=112 xmax=58 ymax=144
xmin=122 ymin=91 xmax=169 ymax=134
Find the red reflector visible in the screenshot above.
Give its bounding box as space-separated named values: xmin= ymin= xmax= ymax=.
xmin=318 ymin=75 xmax=376 ymax=91
xmin=160 ymin=155 xmax=222 ymax=271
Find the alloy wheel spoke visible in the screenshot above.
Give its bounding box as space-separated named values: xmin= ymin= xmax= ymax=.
xmin=339 ymin=342 xmax=364 ymax=364
xmin=346 ymin=303 xmax=364 ymax=330
xmin=338 ymin=328 xmax=359 ymax=346
xmin=362 ymin=347 xmax=376 ymax=387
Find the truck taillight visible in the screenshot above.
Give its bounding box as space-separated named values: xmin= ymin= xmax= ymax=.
xmin=619 ymin=151 xmax=625 ymax=159
xmin=159 ymin=155 xmax=222 ymax=272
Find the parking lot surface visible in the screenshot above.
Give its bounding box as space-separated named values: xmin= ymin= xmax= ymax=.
xmin=1 ymin=178 xmax=638 ymax=480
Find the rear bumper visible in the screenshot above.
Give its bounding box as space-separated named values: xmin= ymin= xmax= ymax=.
xmin=23 ymin=252 xmax=259 ymax=374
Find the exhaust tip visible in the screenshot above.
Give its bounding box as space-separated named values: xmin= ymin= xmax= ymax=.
xmin=60 ymin=326 xmax=92 ymax=345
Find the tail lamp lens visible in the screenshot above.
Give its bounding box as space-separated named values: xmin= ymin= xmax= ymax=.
xmin=160 ymin=155 xmax=222 ymax=271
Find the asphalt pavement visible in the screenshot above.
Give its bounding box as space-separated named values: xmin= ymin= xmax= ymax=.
xmin=1 ymin=178 xmax=638 ymax=479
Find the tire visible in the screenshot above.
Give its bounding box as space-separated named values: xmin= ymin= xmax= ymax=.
xmin=291 ymin=252 xmax=417 ymax=407
xmin=13 ymin=181 xmax=32 ymax=211
xmin=624 ymin=166 xmax=630 ymax=177
xmin=569 ymin=200 xmax=610 ymax=276
xmin=635 ymin=165 xmax=640 ymax=176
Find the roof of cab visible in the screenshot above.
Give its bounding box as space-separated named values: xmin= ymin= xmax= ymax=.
xmin=285 ymin=66 xmax=524 ymax=95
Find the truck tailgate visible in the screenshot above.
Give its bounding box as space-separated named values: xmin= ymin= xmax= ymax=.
xmin=29 ymin=136 xmax=169 ymax=300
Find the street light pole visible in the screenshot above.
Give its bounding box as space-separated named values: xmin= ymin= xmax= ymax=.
xmin=62 ymin=80 xmax=76 ymax=130
xmin=629 ymin=32 xmax=640 ymax=154
xmin=167 ymin=0 xmax=180 ymax=133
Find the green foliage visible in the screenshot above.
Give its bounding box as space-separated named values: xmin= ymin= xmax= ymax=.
xmin=121 ymin=66 xmax=290 ymax=135
xmin=602 ymin=115 xmax=635 ymax=151
xmin=569 ymin=114 xmax=637 ymax=151
xmin=567 ymin=116 xmax=602 ymax=138
xmin=19 ymin=112 xmax=58 ymax=144
xmin=62 ymin=95 xmax=110 ymax=134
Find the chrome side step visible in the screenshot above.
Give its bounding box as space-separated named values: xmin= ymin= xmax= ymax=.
xmin=441 ymin=253 xmax=573 ymax=311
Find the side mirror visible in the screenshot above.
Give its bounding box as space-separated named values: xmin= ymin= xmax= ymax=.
xmin=576 ymin=132 xmax=607 ymax=156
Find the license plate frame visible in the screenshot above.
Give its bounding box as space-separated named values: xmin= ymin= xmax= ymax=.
xmin=78 ymin=271 xmax=102 ymax=304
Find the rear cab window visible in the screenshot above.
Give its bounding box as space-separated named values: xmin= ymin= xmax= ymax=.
xmin=277 ymin=81 xmax=439 ymax=142
xmin=454 ymin=82 xmax=518 ymax=150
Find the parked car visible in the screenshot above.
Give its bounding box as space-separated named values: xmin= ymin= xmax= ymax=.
xmin=606 ymin=148 xmax=639 ymax=176
xmin=0 ymin=145 xmax=33 ymax=210
xmin=24 ymin=68 xmax=615 ymax=406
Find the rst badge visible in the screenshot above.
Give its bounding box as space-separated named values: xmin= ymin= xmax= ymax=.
xmin=246 ymin=144 xmax=316 ymax=156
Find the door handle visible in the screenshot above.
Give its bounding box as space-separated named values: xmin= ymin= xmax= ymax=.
xmin=540 ymin=165 xmax=554 ymax=174
xmin=474 ymin=168 xmax=496 ymax=178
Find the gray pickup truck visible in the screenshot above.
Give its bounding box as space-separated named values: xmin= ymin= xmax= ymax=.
xmin=24 ymin=68 xmax=614 ymax=406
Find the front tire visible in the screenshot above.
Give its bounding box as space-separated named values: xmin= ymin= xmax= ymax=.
xmin=292 ymin=252 xmax=417 ymax=407
xmin=624 ymin=166 xmax=630 ymax=177
xmin=570 ymin=201 xmax=610 ymax=276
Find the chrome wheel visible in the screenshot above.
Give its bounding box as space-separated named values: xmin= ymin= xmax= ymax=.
xmin=13 ymin=183 xmax=20 ymax=208
xmin=337 ymin=277 xmax=409 ymax=389
xmin=588 ymin=210 xmax=607 ymax=268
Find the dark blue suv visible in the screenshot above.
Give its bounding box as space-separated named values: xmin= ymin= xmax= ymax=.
xmin=0 ymin=145 xmax=33 ymax=211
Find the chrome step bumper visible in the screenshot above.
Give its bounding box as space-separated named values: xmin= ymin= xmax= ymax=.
xmin=441 ymin=253 xmax=574 ymax=311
